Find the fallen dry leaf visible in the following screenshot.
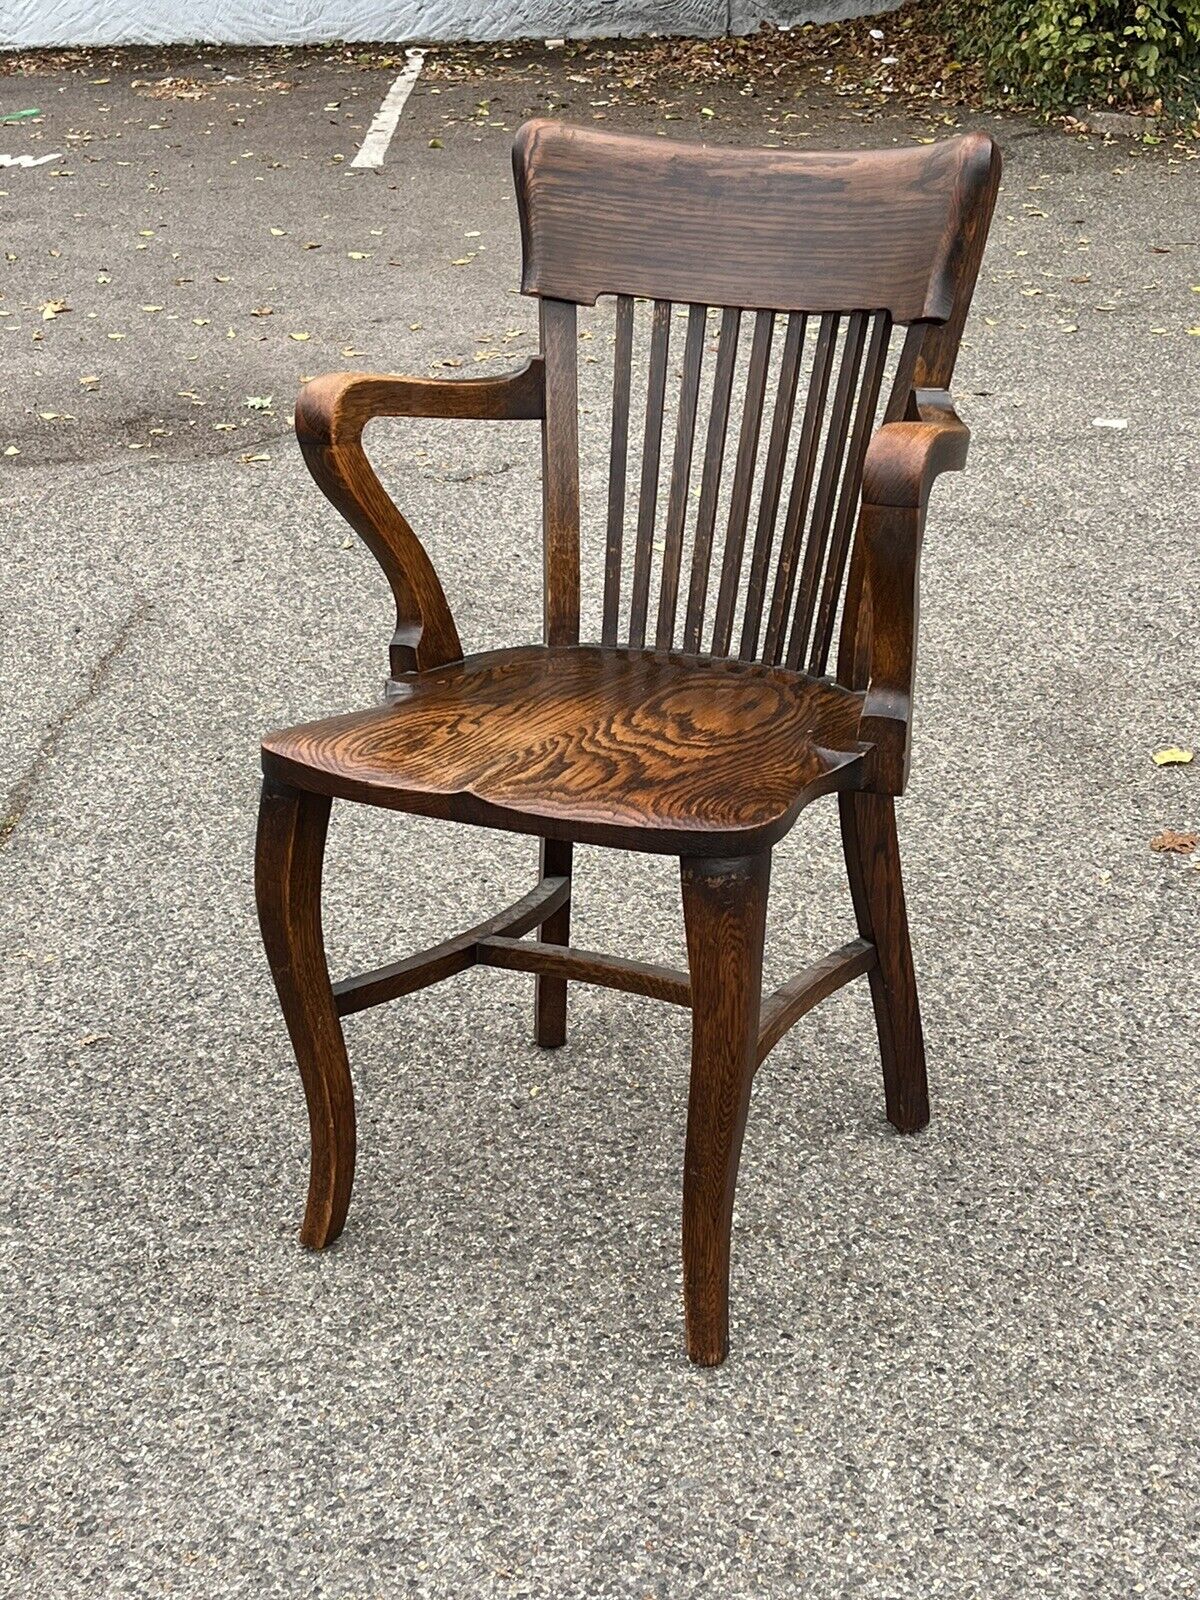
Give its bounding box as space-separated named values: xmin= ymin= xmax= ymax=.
xmin=1150 ymin=829 xmax=1198 ymax=854
xmin=41 ymin=300 xmax=69 ymax=319
xmin=1152 ymin=747 xmax=1195 ymax=766
xmin=288 ymin=331 xmax=310 ymax=342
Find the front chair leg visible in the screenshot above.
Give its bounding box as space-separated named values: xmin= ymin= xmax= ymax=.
xmin=534 ymin=837 xmax=572 ymax=1048
xmin=839 ymin=790 xmax=929 ymax=1133
xmin=255 ymin=777 xmax=356 ymax=1248
xmin=679 ymin=852 xmax=770 ymax=1366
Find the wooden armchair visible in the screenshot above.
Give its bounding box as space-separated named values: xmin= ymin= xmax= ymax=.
xmin=256 ymin=120 xmax=1001 ymax=1365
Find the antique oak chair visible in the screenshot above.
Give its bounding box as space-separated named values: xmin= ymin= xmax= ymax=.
xmin=256 ymin=120 xmax=1001 ymax=1365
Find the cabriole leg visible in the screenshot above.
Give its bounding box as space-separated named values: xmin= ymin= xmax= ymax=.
xmin=679 ymin=852 xmax=770 ymax=1366
xmin=839 ymin=790 xmax=929 ymax=1133
xmin=255 ymin=777 xmax=356 ymax=1247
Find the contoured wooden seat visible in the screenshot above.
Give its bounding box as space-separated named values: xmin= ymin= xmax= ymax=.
xmin=256 ymin=119 xmax=1001 ymax=1366
xmin=263 ymin=645 xmax=867 ymax=855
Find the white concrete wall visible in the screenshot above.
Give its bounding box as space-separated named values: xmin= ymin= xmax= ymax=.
xmin=2 ymin=0 xmax=893 ymax=50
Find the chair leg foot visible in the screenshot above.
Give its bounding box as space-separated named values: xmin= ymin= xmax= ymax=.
xmin=534 ymin=838 xmax=572 ymax=1049
xmin=679 ymin=852 xmax=770 ymax=1366
xmin=839 ymin=791 xmax=929 ymax=1134
xmin=255 ymin=777 xmax=356 ymax=1248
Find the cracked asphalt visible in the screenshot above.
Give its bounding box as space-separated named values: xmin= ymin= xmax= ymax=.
xmin=1 ymin=39 xmax=1198 ymax=1600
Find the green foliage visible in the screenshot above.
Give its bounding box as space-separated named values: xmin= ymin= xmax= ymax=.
xmin=934 ymin=0 xmax=1200 ymax=110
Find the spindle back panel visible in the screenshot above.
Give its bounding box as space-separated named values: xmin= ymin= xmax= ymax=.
xmin=589 ymin=297 xmax=926 ymax=674
xmin=516 ymin=120 xmax=1002 ymax=675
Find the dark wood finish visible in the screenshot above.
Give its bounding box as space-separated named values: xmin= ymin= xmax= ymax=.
xmin=255 ymin=779 xmax=356 ymax=1247
xmin=262 ymin=646 xmax=867 ymax=858
xmin=656 ymin=303 xmax=708 ymax=649
xmin=680 ymin=852 xmax=770 ymax=1366
xmin=739 ymin=312 xmax=806 ymax=661
xmin=786 ymin=311 xmax=869 ymax=671
xmin=296 ymin=362 xmax=542 ymax=676
xmin=833 ymin=325 xmax=930 ymax=687
xmin=763 ymin=313 xmax=839 ymax=665
xmin=602 ymin=294 xmax=635 ymax=647
xmin=839 ymin=792 xmax=929 ymax=1132
xmin=755 ymin=937 xmax=876 ymax=1068
xmin=846 ymin=391 xmax=970 ymax=791
xmin=914 ymin=141 xmax=1004 ymax=389
xmin=628 ymin=298 xmax=673 ymax=648
xmin=258 ymin=119 xmax=1001 ymax=1364
xmin=514 ymin=119 xmax=1001 ymax=321
xmin=539 ymin=298 xmax=581 ymax=649
xmin=711 ymin=309 xmax=774 ymax=656
xmin=479 ymin=937 xmax=691 ymax=1007
xmin=535 ymin=836 xmax=572 ymax=1046
xmin=809 ymin=312 xmax=892 ymax=675
xmin=683 ymin=306 xmax=740 ymax=653
xmin=332 ymin=874 xmax=570 ymax=1017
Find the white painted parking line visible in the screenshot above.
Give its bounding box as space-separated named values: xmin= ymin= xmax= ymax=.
xmin=351 ymin=49 xmax=427 ymax=170
xmin=0 ymin=152 xmax=63 ymax=168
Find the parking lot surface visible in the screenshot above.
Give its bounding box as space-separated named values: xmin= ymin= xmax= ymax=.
xmin=1 ymin=40 xmax=1198 ymax=1599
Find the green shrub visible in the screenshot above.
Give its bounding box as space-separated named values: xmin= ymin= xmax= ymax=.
xmin=935 ymin=0 xmax=1200 ymax=110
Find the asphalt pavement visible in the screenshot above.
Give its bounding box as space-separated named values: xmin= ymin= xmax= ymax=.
xmin=1 ymin=40 xmax=1198 ymax=1600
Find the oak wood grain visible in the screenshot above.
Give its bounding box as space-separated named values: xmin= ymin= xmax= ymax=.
xmin=535 ymin=836 xmax=572 ymax=1047
xmin=656 ymin=303 xmax=708 ymax=649
xmin=255 ymin=779 xmax=356 ymax=1248
xmin=514 ymin=119 xmax=1001 ymax=321
xmin=683 ymin=306 xmax=740 ymax=654
xmin=711 ymin=309 xmax=774 ymax=656
xmin=628 ymin=298 xmax=673 ymax=648
xmin=539 ymin=298 xmax=581 ymax=648
xmin=602 ymin=294 xmax=636 ymax=646
xmin=262 ymin=645 xmax=867 ymax=858
xmin=478 ymin=937 xmax=691 ymax=1006
xmin=755 ymin=937 xmax=877 ymax=1068
xmin=332 ymin=875 xmax=570 ymax=1017
xmin=680 ymin=852 xmax=770 ymax=1365
xmin=260 ymin=119 xmax=1003 ymax=1365
xmin=840 ymin=792 xmax=929 ymax=1132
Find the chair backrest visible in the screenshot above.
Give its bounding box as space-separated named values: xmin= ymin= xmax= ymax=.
xmin=512 ymin=119 xmax=1000 ymax=675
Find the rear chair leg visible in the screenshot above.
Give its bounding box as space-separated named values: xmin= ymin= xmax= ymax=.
xmin=255 ymin=777 xmax=356 ymax=1247
xmin=839 ymin=791 xmax=929 ymax=1133
xmin=679 ymin=852 xmax=770 ymax=1366
xmin=535 ymin=837 xmax=572 ymax=1048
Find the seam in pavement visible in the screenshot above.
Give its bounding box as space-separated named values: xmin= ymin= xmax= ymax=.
xmin=0 ymin=602 xmax=148 ymax=850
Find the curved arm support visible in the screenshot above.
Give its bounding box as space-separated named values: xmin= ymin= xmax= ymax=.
xmin=856 ymin=391 xmax=970 ymax=792
xmin=294 ymin=360 xmax=545 ymax=676
xmin=860 ymin=390 xmax=969 ymax=510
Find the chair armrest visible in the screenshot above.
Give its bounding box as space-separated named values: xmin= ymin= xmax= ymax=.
xmin=294 ymin=359 xmax=545 ymax=677
xmin=860 ymin=389 xmax=969 ymax=509
xmin=856 ymin=392 xmax=970 ymax=791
